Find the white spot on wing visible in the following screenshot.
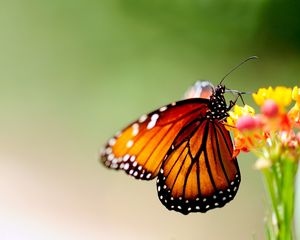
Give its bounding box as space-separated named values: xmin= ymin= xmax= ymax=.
xmin=112 ymin=158 xmax=118 ymax=164
xmin=111 ymin=163 xmax=118 ymax=169
xmin=159 ymin=106 xmax=167 ymax=112
xmin=147 ymin=113 xmax=159 ymax=129
xmin=105 ymin=147 xmax=112 ymax=154
xmin=139 ymin=114 xmax=147 ymax=123
xmin=147 ymin=121 xmax=156 ymax=129
xmin=123 ymin=154 xmax=130 ymax=161
xmin=107 ymin=154 xmax=114 ymax=161
xmin=126 ymin=140 xmax=134 ymax=148
xmin=124 ymin=163 xmax=129 ymax=170
xmin=151 ymin=113 xmax=159 ymax=121
xmin=132 ymin=123 xmax=139 ymax=136
xmin=108 ymin=138 xmax=116 ymax=146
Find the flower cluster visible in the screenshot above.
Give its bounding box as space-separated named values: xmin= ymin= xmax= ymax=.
xmin=227 ymin=86 xmax=300 ymax=168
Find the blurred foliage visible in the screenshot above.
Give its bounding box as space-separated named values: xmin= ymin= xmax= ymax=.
xmin=118 ymin=0 xmax=300 ymax=54
xmin=259 ymin=0 xmax=300 ymax=50
xmin=118 ymin=0 xmax=262 ymax=50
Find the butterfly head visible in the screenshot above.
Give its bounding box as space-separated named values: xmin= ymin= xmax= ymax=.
xmin=214 ymin=84 xmax=226 ymax=95
xmin=207 ymin=84 xmax=228 ymax=120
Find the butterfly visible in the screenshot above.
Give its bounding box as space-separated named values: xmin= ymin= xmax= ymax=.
xmin=99 ymin=79 xmax=243 ymax=215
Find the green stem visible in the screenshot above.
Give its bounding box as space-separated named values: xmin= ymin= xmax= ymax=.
xmin=280 ymin=159 xmax=297 ymax=240
xmin=263 ymin=167 xmax=280 ymax=237
xmin=263 ymin=159 xmax=298 ymax=240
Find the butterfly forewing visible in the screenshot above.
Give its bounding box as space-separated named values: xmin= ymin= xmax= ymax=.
xmin=156 ymin=119 xmax=240 ymax=214
xmin=100 ymin=99 xmax=209 ymax=180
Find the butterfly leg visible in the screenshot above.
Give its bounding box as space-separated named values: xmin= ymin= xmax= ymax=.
xmin=227 ymin=92 xmax=246 ymax=111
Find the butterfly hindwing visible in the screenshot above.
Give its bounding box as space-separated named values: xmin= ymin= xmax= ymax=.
xmin=156 ymin=119 xmax=240 ymax=214
xmin=100 ymin=99 xmax=209 ymax=180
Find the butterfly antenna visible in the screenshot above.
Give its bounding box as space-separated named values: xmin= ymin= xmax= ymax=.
xmin=220 ymin=56 xmax=258 ymax=85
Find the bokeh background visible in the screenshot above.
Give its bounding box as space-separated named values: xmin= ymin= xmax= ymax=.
xmin=0 ymin=0 xmax=299 ymax=239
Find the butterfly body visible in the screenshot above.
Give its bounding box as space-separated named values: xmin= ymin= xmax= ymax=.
xmin=100 ymin=82 xmax=240 ymax=214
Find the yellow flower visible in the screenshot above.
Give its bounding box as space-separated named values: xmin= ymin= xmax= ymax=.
xmin=226 ymin=104 xmax=260 ymax=156
xmin=289 ymin=86 xmax=300 ymax=125
xmin=252 ymin=87 xmax=292 ymax=111
xmin=252 ymin=87 xmax=272 ymax=106
xmin=227 ymin=86 xmax=300 ymax=158
xmin=228 ymin=104 xmax=255 ymax=121
xmin=226 ymin=104 xmax=255 ymax=131
xmin=292 ymin=86 xmax=300 ymax=103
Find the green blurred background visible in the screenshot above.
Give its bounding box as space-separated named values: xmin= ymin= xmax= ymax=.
xmin=0 ymin=0 xmax=299 ymax=239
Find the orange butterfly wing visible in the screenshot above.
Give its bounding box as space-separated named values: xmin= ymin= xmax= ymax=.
xmin=100 ymin=99 xmax=209 ymax=180
xmin=156 ymin=119 xmax=240 ymax=214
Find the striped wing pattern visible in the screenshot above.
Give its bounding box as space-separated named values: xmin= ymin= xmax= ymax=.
xmin=156 ymin=119 xmax=240 ymax=214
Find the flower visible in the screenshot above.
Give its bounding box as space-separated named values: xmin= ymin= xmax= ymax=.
xmin=226 ymin=104 xmax=255 ymax=131
xmin=252 ymin=86 xmax=292 ymax=111
xmin=231 ymin=85 xmax=300 ymax=240
xmin=288 ymin=86 xmax=300 ymax=126
xmin=261 ymin=99 xmax=279 ymax=118
xmin=228 ymin=86 xmax=300 ymax=166
xmin=236 ymin=115 xmax=260 ymax=131
xmin=226 ymin=104 xmax=266 ymax=157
